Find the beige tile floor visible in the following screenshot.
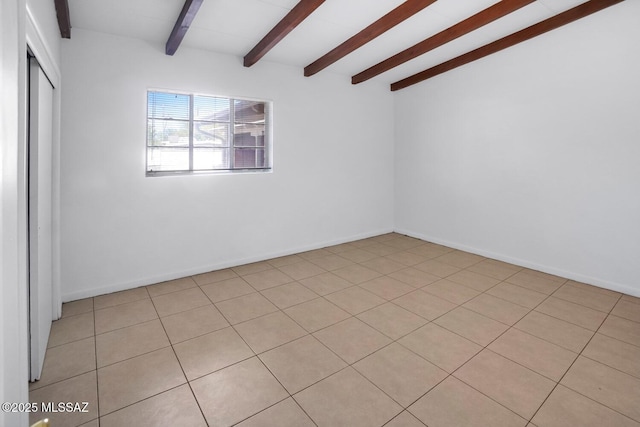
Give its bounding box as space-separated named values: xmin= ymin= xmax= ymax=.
xmin=29 ymin=233 xmax=640 ymax=427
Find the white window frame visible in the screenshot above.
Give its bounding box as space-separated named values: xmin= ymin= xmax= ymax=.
xmin=146 ymin=90 xmax=272 ymax=176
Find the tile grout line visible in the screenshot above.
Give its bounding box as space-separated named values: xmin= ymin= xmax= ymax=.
xmin=201 ymin=287 xmax=296 ymax=424
xmin=382 ymin=410 xmax=427 ymax=427
xmin=31 ymin=238 xmax=434 ymax=417
xmin=354 ymin=261 xmax=553 ymax=422
xmin=525 ymin=291 xmax=630 ymax=424
xmin=471 ymin=277 xmax=626 ymax=351
xmin=65 ymin=297 xmax=567 ymax=375
xmin=212 ymin=258 xmax=433 ymax=423
xmin=595 ymin=316 xmax=640 ymax=349
xmin=330 ymin=256 xmax=530 ymax=419
xmin=411 ymin=277 xmax=574 ymax=422
xmin=578 ymin=352 xmax=640 ymax=381
xmin=155 ymin=299 xmax=211 ymax=427
xmin=395 ymin=328 xmax=527 ymax=421
xmin=92 ymin=296 xmax=101 ymax=426
xmin=52 ymin=233 xmax=640 ymax=426
xmin=86 ymin=275 xmax=635 ymax=424
xmin=201 ymin=282 xmax=321 ymax=426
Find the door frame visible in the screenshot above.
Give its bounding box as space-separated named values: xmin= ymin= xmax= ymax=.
xmin=1 ymin=1 xmax=29 ymax=424
xmin=0 ymin=1 xmax=61 ymax=423
xmin=26 ymin=4 xmax=62 ymax=322
xmin=24 ymin=4 xmax=62 ymax=382
xmin=28 ymin=54 xmax=56 ymax=380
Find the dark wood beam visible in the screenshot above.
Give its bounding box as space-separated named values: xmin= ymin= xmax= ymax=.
xmin=244 ymin=0 xmax=325 ymax=67
xmin=304 ymin=0 xmax=437 ymax=77
xmin=391 ymin=0 xmax=624 ymax=91
xmin=54 ymin=0 xmax=71 ymax=39
xmin=166 ymin=0 xmax=204 ymax=56
xmin=352 ymin=0 xmax=535 ymax=84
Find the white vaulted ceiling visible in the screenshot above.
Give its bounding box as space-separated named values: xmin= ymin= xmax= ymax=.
xmin=67 ymin=0 xmax=596 ymax=86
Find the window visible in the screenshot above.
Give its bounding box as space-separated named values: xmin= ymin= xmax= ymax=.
xmin=146 ymin=91 xmax=271 ymax=175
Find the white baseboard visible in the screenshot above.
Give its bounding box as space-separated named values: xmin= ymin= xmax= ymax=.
xmin=62 ymin=227 xmax=394 ymax=302
xmin=64 ymin=226 xmax=639 ymax=301
xmin=395 ymin=228 xmax=640 ymax=298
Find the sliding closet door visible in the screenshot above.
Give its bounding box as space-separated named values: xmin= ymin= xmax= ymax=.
xmin=29 ymin=56 xmax=54 ymax=381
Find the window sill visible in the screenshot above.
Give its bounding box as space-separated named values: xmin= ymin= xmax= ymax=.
xmin=145 ymin=168 xmax=273 ymax=178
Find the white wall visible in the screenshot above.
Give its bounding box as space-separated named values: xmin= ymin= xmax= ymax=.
xmin=60 ymin=29 xmax=394 ymax=301
xmin=395 ymin=1 xmax=640 ymax=296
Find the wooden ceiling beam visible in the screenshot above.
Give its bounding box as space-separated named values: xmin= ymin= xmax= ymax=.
xmin=352 ymin=0 xmax=535 ymax=84
xmin=391 ymin=0 xmax=624 ymax=91
xmin=166 ymin=0 xmax=204 ymax=56
xmin=244 ymin=0 xmax=325 ymax=67
xmin=54 ymin=0 xmax=71 ymax=39
xmin=304 ymin=0 xmax=437 ymax=77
